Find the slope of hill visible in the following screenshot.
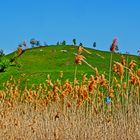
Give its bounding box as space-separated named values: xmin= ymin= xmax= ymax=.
xmin=0 ymin=45 xmax=140 ymax=88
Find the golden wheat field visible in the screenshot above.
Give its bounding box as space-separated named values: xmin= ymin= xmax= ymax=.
xmin=0 ymin=47 xmax=140 ymax=140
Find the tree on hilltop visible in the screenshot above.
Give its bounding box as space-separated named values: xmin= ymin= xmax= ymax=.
xmin=56 ymin=41 xmax=60 ymax=45
xmin=62 ymin=40 xmax=66 ymax=45
xmin=73 ymin=39 xmax=76 ymax=46
xmin=30 ymin=38 xmax=37 ymax=48
xmin=93 ymin=42 xmax=96 ymax=48
xmin=0 ymin=49 xmax=5 ymax=57
xmin=36 ymin=41 xmax=40 ymax=47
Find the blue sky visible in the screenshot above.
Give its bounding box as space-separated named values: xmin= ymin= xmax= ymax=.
xmin=0 ymin=0 xmax=140 ymax=54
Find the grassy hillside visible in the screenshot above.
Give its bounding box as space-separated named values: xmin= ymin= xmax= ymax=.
xmin=0 ymin=45 xmax=140 ymax=88
xmin=1 ymin=45 xmax=140 ymax=139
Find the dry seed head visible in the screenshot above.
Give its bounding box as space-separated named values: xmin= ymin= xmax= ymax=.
xmin=53 ymin=93 xmax=59 ymax=102
xmin=67 ymin=101 xmax=72 ymax=108
xmin=129 ymin=60 xmax=136 ymax=70
xmin=77 ymin=99 xmax=83 ymax=108
xmin=63 ymin=80 xmax=72 ymax=90
xmin=110 ymin=38 xmax=117 ymax=52
xmin=47 ymin=74 xmax=50 ymax=79
xmin=59 ymin=71 xmax=63 ymax=78
xmin=114 ymin=62 xmax=124 ymax=77
xmin=98 ymin=92 xmax=103 ymax=97
xmin=74 ymin=85 xmax=79 ymax=93
xmin=109 ymin=88 xmax=114 ymax=98
xmin=78 ymin=46 xmax=83 ymax=54
xmin=113 ymin=64 xmax=117 ymax=73
xmin=123 ymin=82 xmax=127 ymax=89
xmin=137 ymin=80 xmax=140 ymax=87
xmin=82 ymin=88 xmax=88 ymax=99
xmin=117 ymin=62 xmax=124 ymax=77
xmin=78 ymin=46 xmax=91 ymax=54
xmin=121 ymin=55 xmax=126 ymax=65
xmin=136 ymin=69 xmax=140 ymax=76
xmin=75 ymin=54 xmax=85 ymax=65
xmin=13 ymin=89 xmax=19 ymax=98
xmin=46 ymin=79 xmax=53 ymax=87
xmin=113 ymin=77 xmax=118 ymax=83
xmin=0 ymin=91 xmax=5 ymax=99
xmin=74 ymin=78 xmax=79 ymax=85
xmin=88 ymin=97 xmax=93 ymax=105
xmin=88 ymin=81 xmax=95 ymax=92
xmin=56 ymin=79 xmax=61 ymax=86
xmin=6 ymin=81 xmax=10 ymax=87
xmin=129 ymin=73 xmax=137 ymax=85
xmin=2 ymin=82 xmax=5 ymax=87
xmin=99 ymin=74 xmax=106 ymax=86
xmin=95 ymin=67 xmax=99 ymax=77
xmin=82 ymin=74 xmax=88 ymax=82
xmin=61 ymin=91 xmax=67 ymax=98
xmin=9 ymin=76 xmax=13 ymax=81
xmin=53 ymin=85 xmax=59 ymax=93
xmin=110 ymin=45 xmax=115 ymax=52
xmin=98 ymin=97 xmax=101 ymax=104
xmin=90 ymin=75 xmax=95 ymax=80
xmin=73 ymin=93 xmax=78 ymax=100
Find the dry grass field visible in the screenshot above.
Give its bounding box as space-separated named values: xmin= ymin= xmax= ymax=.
xmin=0 ymin=100 xmax=139 ymax=140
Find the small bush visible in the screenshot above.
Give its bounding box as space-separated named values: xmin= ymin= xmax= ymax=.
xmin=0 ymin=49 xmax=5 ymax=57
xmin=0 ymin=58 xmax=10 ymax=72
xmin=62 ymin=40 xmax=66 ymax=45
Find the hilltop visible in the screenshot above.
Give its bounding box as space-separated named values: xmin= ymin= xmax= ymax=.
xmin=0 ymin=45 xmax=140 ymax=88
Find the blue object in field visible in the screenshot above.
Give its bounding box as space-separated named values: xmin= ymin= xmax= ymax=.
xmin=106 ymin=96 xmax=111 ymax=104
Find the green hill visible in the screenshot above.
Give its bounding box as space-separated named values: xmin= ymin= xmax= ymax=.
xmin=0 ymin=45 xmax=140 ymax=89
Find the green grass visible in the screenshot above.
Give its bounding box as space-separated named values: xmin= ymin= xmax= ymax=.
xmin=0 ymin=45 xmax=140 ymax=89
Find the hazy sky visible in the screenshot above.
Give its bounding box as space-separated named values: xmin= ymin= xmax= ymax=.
xmin=0 ymin=0 xmax=140 ymax=54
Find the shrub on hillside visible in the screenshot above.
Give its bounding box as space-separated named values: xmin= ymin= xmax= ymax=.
xmin=0 ymin=58 xmax=10 ymax=72
xmin=0 ymin=49 xmax=5 ymax=57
